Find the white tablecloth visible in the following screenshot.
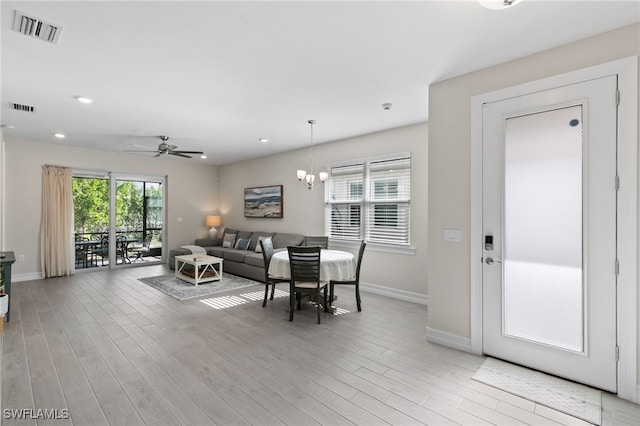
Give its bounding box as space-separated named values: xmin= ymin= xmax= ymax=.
xmin=268 ymin=249 xmax=355 ymax=281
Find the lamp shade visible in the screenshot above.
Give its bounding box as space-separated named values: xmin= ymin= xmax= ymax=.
xmin=206 ymin=215 xmax=221 ymax=227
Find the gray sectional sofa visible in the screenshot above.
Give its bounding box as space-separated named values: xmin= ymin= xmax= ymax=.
xmin=168 ymin=228 xmax=305 ymax=282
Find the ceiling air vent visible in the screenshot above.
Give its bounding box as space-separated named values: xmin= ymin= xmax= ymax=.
xmin=12 ymin=10 xmax=63 ymax=45
xmin=11 ymin=103 xmax=36 ymax=113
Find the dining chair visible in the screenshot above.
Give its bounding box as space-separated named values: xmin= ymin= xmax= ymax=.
xmin=303 ymin=235 xmax=329 ymax=249
xmin=259 ymin=238 xmax=290 ymax=307
xmin=330 ymin=240 xmax=366 ymax=312
xmin=287 ymin=245 xmax=328 ymax=323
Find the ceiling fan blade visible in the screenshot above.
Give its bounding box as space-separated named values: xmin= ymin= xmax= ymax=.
xmin=154 ymin=152 xmax=162 ymax=158
xmin=124 ymin=149 xmax=156 ymax=153
xmin=172 ymin=150 xmax=204 ymax=155
xmin=169 ymin=152 xmax=192 ymax=158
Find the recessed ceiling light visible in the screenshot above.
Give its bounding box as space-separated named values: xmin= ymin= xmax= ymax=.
xmin=259 ymin=138 xmax=269 ymax=143
xmin=200 ymin=154 xmax=207 ymax=159
xmin=74 ymin=96 xmax=93 ymax=104
xmin=53 ymin=133 xmax=65 ymax=138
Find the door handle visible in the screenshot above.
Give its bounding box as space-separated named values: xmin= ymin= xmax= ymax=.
xmin=485 ymin=257 xmax=502 ymax=265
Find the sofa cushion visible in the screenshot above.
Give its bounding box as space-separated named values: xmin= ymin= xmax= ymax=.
xmin=224 ymin=250 xmax=247 ymax=263
xmin=244 ymin=252 xmax=265 ymax=268
xmin=272 ymin=233 xmax=304 ymax=249
xmin=237 ymin=230 xmax=254 ymax=240
xmin=207 ymin=247 xmax=225 ymax=257
xmin=195 ymin=237 xmax=221 ymax=247
xmin=249 ymin=232 xmax=276 ymax=251
xmin=222 ymin=227 xmax=238 ymax=236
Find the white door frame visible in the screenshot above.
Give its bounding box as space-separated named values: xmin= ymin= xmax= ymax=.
xmin=470 ymin=57 xmax=638 ymax=402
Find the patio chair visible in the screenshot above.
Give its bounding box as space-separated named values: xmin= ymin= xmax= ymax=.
xmin=131 ymin=233 xmax=152 ymax=262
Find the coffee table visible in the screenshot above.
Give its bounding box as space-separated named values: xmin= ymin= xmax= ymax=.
xmin=175 ymin=254 xmax=223 ymax=286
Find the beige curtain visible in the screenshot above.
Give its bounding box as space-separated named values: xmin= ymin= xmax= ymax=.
xmin=41 ymin=165 xmax=74 ymax=277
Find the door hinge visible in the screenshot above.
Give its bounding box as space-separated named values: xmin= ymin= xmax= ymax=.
xmin=615 ymin=175 xmax=620 ymax=191
xmin=616 ymin=89 xmax=620 ymax=106
xmin=616 ymin=345 xmax=620 ymax=362
xmin=615 ymin=259 xmax=620 ymax=276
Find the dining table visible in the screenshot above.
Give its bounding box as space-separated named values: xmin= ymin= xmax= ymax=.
xmin=268 ymin=249 xmax=356 ymax=282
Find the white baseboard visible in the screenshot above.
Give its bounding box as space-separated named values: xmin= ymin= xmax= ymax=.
xmin=12 ymin=272 xmax=44 ymax=282
xmin=360 ymin=281 xmax=427 ymax=305
xmin=425 ymin=326 xmax=472 ymax=353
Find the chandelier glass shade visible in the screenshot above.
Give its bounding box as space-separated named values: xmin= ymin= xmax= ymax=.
xmin=297 ymin=120 xmax=328 ymax=190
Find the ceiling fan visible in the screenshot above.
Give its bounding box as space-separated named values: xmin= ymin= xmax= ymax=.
xmin=126 ymin=136 xmax=204 ymax=158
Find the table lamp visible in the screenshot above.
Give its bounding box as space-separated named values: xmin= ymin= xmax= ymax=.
xmin=206 ymin=215 xmax=221 ymax=238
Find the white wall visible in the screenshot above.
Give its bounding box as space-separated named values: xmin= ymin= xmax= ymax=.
xmin=219 ymin=122 xmax=429 ymax=297
xmin=3 ymin=139 xmax=219 ymax=279
xmin=427 ymin=24 xmax=639 ymax=385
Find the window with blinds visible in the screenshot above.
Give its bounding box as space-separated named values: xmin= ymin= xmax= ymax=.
xmin=325 ymin=155 xmax=410 ymax=245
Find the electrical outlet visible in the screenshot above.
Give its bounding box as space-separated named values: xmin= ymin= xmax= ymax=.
xmin=17 ymin=255 xmax=25 ymax=262
xmin=177 ymin=217 xmax=183 ymax=223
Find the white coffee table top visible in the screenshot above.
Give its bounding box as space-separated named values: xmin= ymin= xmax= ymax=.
xmin=175 ymin=254 xmax=222 ymax=265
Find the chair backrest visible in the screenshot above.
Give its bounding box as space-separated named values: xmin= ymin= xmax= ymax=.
xmin=303 ymin=236 xmax=328 ymax=249
xmin=354 ymin=240 xmax=367 ymax=281
xmin=287 ymin=245 xmax=321 ymax=285
xmin=260 ymin=238 xmax=275 ymax=280
xmin=142 ymin=233 xmax=153 ymax=247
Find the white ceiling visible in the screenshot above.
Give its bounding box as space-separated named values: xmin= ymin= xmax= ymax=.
xmin=1 ymin=1 xmax=639 ymax=165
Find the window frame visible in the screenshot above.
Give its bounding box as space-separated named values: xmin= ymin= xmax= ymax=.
xmin=324 ymin=152 xmax=413 ymax=254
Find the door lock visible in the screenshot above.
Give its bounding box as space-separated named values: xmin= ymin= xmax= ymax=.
xmin=484 ymin=235 xmax=494 ymax=251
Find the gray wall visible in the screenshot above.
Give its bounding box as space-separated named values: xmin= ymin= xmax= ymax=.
xmin=219 ymin=122 xmax=429 ymax=298
xmin=427 ymin=24 xmax=639 ymax=385
xmin=3 ymin=139 xmax=219 ymax=279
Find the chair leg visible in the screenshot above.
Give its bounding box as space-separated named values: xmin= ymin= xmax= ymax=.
xmin=262 ymin=282 xmax=269 ymax=308
xmin=356 ymin=283 xmax=361 ymax=312
xmin=270 ymin=282 xmax=276 ymax=300
xmin=316 ymin=291 xmax=321 ymax=324
xmin=329 ymin=284 xmax=334 ymax=308
xmin=323 ymin=287 xmax=328 ymax=313
xmin=289 ymin=290 xmax=295 ymax=321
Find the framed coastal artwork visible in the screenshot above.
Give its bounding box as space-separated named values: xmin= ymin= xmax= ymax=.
xmin=244 ymin=185 xmax=283 ymax=218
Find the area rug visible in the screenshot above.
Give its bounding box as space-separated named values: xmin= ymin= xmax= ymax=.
xmin=138 ymin=273 xmax=260 ymax=301
xmin=473 ymin=357 xmax=602 ymax=425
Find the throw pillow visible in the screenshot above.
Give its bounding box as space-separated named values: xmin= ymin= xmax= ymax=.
xmin=222 ymin=233 xmax=236 ymax=248
xmin=234 ymin=238 xmax=250 ymax=250
xmin=255 ymin=236 xmax=272 ymax=253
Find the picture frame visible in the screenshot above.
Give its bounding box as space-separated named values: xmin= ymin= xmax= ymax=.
xmin=244 ymin=185 xmax=283 ymax=218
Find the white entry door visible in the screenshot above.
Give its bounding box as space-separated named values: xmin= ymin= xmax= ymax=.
xmin=482 ymin=75 xmax=618 ymax=392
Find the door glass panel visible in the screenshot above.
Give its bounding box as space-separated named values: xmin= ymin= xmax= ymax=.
xmin=503 ymin=105 xmax=584 ymax=352
xmin=73 ymin=176 xmax=110 ymax=269
xmin=116 ymin=179 xmax=163 ymax=265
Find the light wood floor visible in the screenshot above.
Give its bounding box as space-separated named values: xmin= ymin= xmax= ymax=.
xmin=1 ymin=265 xmax=639 ymax=425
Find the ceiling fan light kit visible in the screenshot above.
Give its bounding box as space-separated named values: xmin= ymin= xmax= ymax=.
xmin=125 ymin=135 xmax=204 ymax=159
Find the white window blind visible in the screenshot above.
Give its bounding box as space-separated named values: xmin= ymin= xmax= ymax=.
xmin=325 ymin=155 xmax=411 ymax=246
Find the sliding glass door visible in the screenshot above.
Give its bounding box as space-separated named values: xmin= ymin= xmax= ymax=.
xmin=73 ymin=171 xmax=165 ymax=270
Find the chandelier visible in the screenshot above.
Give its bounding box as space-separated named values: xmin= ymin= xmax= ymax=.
xmin=297 ymin=119 xmax=328 ymax=190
